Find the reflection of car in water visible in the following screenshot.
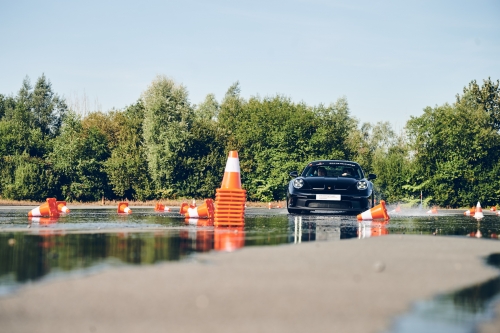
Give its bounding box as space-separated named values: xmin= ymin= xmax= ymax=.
xmin=287 ymin=160 xmax=376 ymax=214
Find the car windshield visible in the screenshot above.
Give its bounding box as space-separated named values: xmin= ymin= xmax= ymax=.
xmin=302 ymin=164 xmax=363 ymax=179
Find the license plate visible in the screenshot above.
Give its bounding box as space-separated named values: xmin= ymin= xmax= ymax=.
xmin=316 ymin=194 xmax=341 ymax=201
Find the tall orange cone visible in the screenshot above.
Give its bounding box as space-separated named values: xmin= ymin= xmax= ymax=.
xmin=28 ymin=198 xmax=59 ymax=217
xmin=155 ymin=202 xmax=171 ymax=212
xmin=117 ymin=202 xmax=132 ymax=214
xmin=474 ymin=201 xmax=484 ymax=219
xmin=56 ymin=201 xmax=70 ymax=214
xmin=184 ymin=199 xmax=215 ymax=219
xmin=357 ymin=200 xmax=389 ymax=221
xmin=214 ymin=151 xmax=246 ymax=226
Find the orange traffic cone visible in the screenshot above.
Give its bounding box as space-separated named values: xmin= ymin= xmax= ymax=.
xmin=490 ymin=206 xmax=497 ymax=212
xmin=155 ymin=202 xmax=171 ymax=212
xmin=214 ymin=151 xmax=246 ymax=227
xmin=474 ymin=201 xmax=484 ymax=219
xmin=184 ymin=199 xmax=215 ymax=219
xmin=28 ymin=198 xmax=59 ymax=217
xmin=28 ymin=217 xmax=59 ymax=225
xmin=117 ymin=202 xmax=132 ymax=214
xmin=464 ymin=206 xmax=476 ymax=216
xmin=427 ymin=206 xmax=438 ymax=214
xmin=56 ymin=201 xmax=70 ymax=214
xmin=268 ymin=202 xmax=272 ymax=209
xmin=357 ymin=200 xmax=389 ymax=221
xmin=180 ymin=199 xmax=196 ymax=214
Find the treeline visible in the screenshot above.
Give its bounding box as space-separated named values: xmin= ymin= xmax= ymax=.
xmin=1 ymin=74 xmax=499 ymax=207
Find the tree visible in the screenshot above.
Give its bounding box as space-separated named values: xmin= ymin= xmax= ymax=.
xmin=458 ymin=78 xmax=500 ymax=130
xmin=142 ymin=75 xmax=193 ymax=198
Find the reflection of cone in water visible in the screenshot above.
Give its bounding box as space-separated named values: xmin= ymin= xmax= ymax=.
xmin=56 ymin=201 xmax=70 ymax=214
xmin=155 ymin=202 xmax=171 ymax=212
xmin=28 ymin=217 xmax=59 ymax=225
xmin=184 ymin=218 xmax=214 ymax=227
xmin=464 ymin=206 xmax=476 ymax=216
xmin=28 ymin=198 xmax=59 ymax=217
xmin=184 ymin=199 xmax=215 ymax=219
xmin=427 ymin=206 xmax=438 ymax=214
xmin=357 ymin=200 xmax=389 ymax=221
xmin=214 ymin=226 xmax=245 ymax=252
xmin=475 ymin=229 xmax=482 ymax=238
xmin=117 ymin=202 xmax=132 ymax=214
xmin=358 ymin=221 xmax=389 ymax=238
xmin=474 ymin=201 xmax=484 ymax=219
xmin=214 ymin=151 xmax=246 ymax=226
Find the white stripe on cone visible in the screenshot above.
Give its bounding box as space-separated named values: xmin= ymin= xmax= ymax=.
xmin=225 ymin=157 xmax=240 ymax=173
xmin=187 ymin=207 xmax=199 ymax=218
xmin=359 ymin=210 xmax=373 ymax=220
xmin=474 ymin=202 xmax=484 ymax=219
xmin=30 ymin=207 xmax=42 ymax=217
xmin=163 ymin=207 xmax=171 ymax=212
xmin=61 ymin=206 xmax=69 ymax=213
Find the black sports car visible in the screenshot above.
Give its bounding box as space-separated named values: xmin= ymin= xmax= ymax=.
xmin=287 ymin=160 xmax=376 ymax=214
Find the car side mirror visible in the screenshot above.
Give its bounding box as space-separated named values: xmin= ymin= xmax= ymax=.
xmin=368 ymin=173 xmax=377 ymax=180
xmin=289 ymin=171 xmax=299 ymax=178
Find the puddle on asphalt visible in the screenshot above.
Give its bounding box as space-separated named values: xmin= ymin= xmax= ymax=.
xmin=1 ymin=207 xmax=500 ymax=331
xmin=387 ymin=253 xmax=500 ymax=333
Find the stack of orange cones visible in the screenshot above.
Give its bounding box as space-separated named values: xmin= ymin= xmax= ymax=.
xmin=464 ymin=206 xmax=476 ymax=216
xmin=183 ymin=199 xmax=215 ymax=219
xmin=155 ymin=202 xmax=171 ymax=212
xmin=117 ymin=202 xmax=132 ymax=214
xmin=474 ymin=201 xmax=484 ymax=219
xmin=357 ymin=200 xmax=389 ymax=221
xmin=56 ymin=201 xmax=70 ymax=214
xmin=28 ymin=198 xmax=59 ymax=217
xmin=427 ymin=206 xmax=438 ymax=214
xmin=214 ymin=151 xmax=246 ymax=226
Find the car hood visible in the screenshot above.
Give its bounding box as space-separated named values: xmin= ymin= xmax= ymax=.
xmin=302 ymin=177 xmax=360 ymax=190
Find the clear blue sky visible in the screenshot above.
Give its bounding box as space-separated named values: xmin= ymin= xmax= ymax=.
xmin=1 ymin=0 xmax=499 ymax=127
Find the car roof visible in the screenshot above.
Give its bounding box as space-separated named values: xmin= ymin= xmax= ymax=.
xmin=306 ymin=160 xmax=361 ymax=168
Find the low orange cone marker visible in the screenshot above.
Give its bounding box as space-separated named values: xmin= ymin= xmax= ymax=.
xmin=155 ymin=202 xmax=171 ymax=212
xmin=490 ymin=206 xmax=497 ymax=212
xmin=184 ymin=199 xmax=215 ymax=219
xmin=427 ymin=207 xmax=438 ymax=214
xmin=268 ymin=202 xmax=272 ymax=209
xmin=357 ymin=200 xmax=390 ymax=221
xmin=56 ymin=201 xmax=70 ymax=214
xmin=214 ymin=151 xmax=246 ymax=226
xmin=180 ymin=199 xmax=197 ymax=214
xmin=474 ymin=201 xmax=484 ymax=219
xmin=28 ymin=198 xmax=59 ymax=217
xmin=117 ymin=202 xmax=132 ymax=214
xmin=464 ymin=207 xmax=476 ymax=216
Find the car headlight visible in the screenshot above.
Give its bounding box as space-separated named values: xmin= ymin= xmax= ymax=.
xmin=293 ymin=178 xmax=304 ymax=189
xmin=357 ymin=180 xmax=368 ymax=190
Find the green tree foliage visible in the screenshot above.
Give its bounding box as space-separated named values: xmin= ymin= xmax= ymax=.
xmin=2 ymin=74 xmax=500 ymax=207
xmin=49 ymin=111 xmax=111 ymax=201
xmin=142 ymin=75 xmax=193 ymax=198
xmin=104 ymin=102 xmax=154 ymax=200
